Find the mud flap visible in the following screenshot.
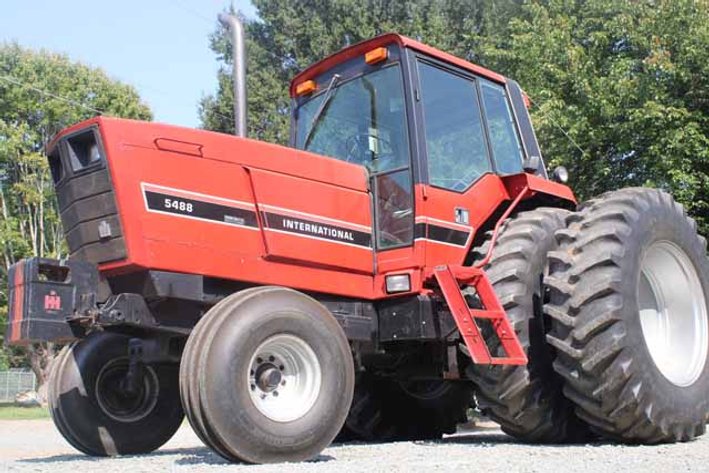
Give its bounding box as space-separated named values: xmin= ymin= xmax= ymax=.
xmin=5 ymin=258 xmax=98 ymax=345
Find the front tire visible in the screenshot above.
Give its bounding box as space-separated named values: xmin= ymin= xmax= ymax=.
xmin=48 ymin=332 xmax=184 ymax=456
xmin=545 ymin=188 xmax=709 ymax=443
xmin=180 ymin=287 xmax=354 ymax=463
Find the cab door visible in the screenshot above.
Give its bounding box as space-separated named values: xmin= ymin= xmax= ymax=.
xmin=413 ymin=57 xmax=526 ymax=267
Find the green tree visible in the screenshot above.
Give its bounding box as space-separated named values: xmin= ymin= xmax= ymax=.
xmin=200 ymin=0 xmax=505 ymax=142
xmin=0 ymin=43 xmax=151 ymax=400
xmin=201 ymin=0 xmax=708 ymax=235
xmin=475 ymin=0 xmax=709 ymax=233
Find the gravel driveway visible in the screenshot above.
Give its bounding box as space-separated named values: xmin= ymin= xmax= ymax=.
xmin=2 ymin=419 xmax=708 ymax=472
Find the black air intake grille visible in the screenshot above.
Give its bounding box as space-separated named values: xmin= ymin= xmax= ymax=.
xmin=56 ymin=162 xmax=126 ymax=264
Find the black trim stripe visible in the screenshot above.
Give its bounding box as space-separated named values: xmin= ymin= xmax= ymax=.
xmin=144 ymin=190 xmax=258 ymax=228
xmin=427 ymin=224 xmax=469 ymax=246
xmin=262 ymin=211 xmax=372 ymax=248
xmin=414 ymin=222 xmax=427 ymax=239
xmin=415 ymin=222 xmax=471 ymax=247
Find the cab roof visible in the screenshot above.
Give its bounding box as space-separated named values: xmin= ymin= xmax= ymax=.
xmin=289 ymin=33 xmax=507 ymax=97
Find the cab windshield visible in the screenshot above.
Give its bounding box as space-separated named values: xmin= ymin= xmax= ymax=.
xmin=294 ymin=64 xmax=410 ymax=175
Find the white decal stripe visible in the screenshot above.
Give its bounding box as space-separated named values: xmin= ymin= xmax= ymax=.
xmin=260 ymin=203 xmax=372 ymax=232
xmin=264 ymin=228 xmax=373 ymax=251
xmin=414 ymin=237 xmax=468 ymax=249
xmin=415 ymin=216 xmax=472 ymax=232
xmin=144 ymin=208 xmax=260 ymax=231
xmin=141 ymin=182 xmax=256 ymax=210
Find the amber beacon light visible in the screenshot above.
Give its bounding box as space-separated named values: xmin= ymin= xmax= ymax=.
xmin=365 ymin=46 xmax=388 ymax=65
xmin=295 ymin=80 xmax=317 ymax=96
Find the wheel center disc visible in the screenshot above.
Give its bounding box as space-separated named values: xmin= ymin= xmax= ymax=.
xmin=638 ymin=241 xmax=708 ymax=387
xmin=95 ymin=359 xmax=160 ymax=423
xmin=255 ymin=364 xmax=282 ymax=392
xmin=248 ymin=334 xmax=322 ymax=423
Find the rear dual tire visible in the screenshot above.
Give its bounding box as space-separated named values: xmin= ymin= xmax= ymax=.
xmin=466 ymin=208 xmax=591 ymax=442
xmin=179 ymin=286 xmax=355 ymax=463
xmin=545 ymin=188 xmax=709 ymax=443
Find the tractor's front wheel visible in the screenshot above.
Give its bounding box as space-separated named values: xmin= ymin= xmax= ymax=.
xmin=180 ymin=286 xmax=354 ymax=463
xmin=48 ymin=332 xmax=184 ymax=456
xmin=546 ymin=188 xmax=709 ymax=443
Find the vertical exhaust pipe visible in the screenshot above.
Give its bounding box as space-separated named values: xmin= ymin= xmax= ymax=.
xmin=218 ymin=13 xmax=247 ymax=137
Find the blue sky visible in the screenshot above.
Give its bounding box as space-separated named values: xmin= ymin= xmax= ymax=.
xmin=1 ymin=0 xmax=256 ymax=127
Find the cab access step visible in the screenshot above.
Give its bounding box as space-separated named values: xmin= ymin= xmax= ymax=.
xmin=429 ymin=264 xmax=527 ymax=366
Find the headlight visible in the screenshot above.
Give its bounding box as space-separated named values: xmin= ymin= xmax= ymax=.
xmin=552 ymin=166 xmax=569 ymax=183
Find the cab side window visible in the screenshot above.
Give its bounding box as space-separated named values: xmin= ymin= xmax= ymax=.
xmin=479 ymin=80 xmax=524 ymax=175
xmin=418 ymin=61 xmax=491 ymax=191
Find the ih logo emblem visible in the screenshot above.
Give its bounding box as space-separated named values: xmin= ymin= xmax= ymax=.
xmin=44 ymin=291 xmax=61 ymax=311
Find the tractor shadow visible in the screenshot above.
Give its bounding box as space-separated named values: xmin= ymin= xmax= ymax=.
xmin=173 ymin=447 xmax=334 ymax=466
xmin=435 ymin=424 xmax=623 ymax=449
xmin=20 ymin=447 xmax=334 ymax=466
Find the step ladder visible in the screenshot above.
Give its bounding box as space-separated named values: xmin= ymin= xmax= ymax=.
xmin=430 ymin=265 xmax=527 ymax=365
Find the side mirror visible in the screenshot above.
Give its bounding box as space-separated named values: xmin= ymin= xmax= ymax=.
xmin=523 ymin=155 xmax=541 ymax=174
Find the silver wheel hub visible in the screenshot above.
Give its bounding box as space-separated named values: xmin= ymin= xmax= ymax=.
xmin=248 ymin=334 xmax=321 ymax=422
xmin=638 ymin=241 xmax=708 ymax=387
xmin=95 ymin=359 xmax=159 ymax=423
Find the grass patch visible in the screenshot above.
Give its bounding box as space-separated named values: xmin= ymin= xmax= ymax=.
xmin=0 ymin=403 xmax=50 ymax=420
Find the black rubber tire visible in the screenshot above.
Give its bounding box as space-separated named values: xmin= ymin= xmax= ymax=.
xmin=180 ymin=286 xmax=355 ymax=463
xmin=545 ymin=188 xmax=709 ymax=443
xmin=466 ymin=207 xmax=591 ymax=442
xmin=180 ymin=286 xmax=266 ymax=460
xmin=342 ymin=371 xmax=472 ymax=441
xmin=48 ymin=332 xmax=184 ymax=456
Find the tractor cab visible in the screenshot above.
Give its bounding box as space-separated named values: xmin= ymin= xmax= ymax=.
xmin=289 ymin=34 xmax=559 ymax=270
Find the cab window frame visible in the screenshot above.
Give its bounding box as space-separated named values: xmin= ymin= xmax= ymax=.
xmin=478 ymin=78 xmax=526 ymax=176
xmin=289 ymin=43 xmax=419 ymax=253
xmin=413 ymin=53 xmax=515 ymax=193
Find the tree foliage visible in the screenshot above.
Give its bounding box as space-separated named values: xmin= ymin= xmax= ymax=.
xmin=201 ymin=0 xmax=709 ymax=235
xmin=0 ymin=43 xmax=151 ymax=394
xmin=475 ymin=0 xmax=709 ymax=232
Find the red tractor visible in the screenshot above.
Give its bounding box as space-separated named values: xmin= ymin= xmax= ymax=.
xmin=6 ymin=31 xmax=709 ymax=464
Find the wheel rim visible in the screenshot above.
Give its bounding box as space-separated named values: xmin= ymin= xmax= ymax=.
xmin=638 ymin=241 xmax=708 ymax=386
xmin=248 ymin=334 xmax=322 ymax=423
xmin=95 ymin=359 xmax=160 ymax=423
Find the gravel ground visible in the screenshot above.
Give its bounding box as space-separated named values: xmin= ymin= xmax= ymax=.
xmin=1 ymin=419 xmax=708 ymax=472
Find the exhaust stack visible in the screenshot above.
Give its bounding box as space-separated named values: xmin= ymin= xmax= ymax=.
xmin=218 ymin=13 xmax=247 ymax=137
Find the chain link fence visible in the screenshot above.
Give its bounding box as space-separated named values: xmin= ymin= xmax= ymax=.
xmin=0 ymin=369 xmax=37 ymax=403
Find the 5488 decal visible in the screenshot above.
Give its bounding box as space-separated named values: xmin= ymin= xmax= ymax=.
xmin=163 ymin=198 xmax=193 ymax=213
